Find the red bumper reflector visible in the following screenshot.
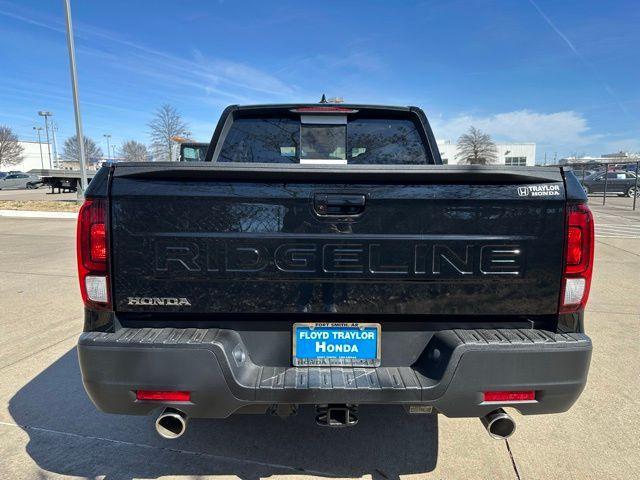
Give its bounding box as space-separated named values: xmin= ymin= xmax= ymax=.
xmin=136 ymin=390 xmax=191 ymax=402
xmin=483 ymin=390 xmax=535 ymax=402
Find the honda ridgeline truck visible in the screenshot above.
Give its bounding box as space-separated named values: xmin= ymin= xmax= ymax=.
xmin=77 ymin=104 xmax=593 ymax=440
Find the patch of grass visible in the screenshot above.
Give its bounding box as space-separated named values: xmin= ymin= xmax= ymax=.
xmin=0 ymin=200 xmax=80 ymax=212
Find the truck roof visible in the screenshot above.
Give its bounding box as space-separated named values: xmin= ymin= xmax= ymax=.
xmin=231 ymin=103 xmax=415 ymax=112
xmin=206 ymin=103 xmax=436 ymax=163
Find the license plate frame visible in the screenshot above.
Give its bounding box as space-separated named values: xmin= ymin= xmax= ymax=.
xmin=292 ymin=322 xmax=381 ymax=367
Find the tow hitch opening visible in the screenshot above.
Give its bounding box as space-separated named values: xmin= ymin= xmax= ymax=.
xmin=316 ymin=404 xmax=359 ymax=427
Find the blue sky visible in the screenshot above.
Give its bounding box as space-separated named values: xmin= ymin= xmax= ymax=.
xmin=1 ymin=0 xmax=638 ymax=162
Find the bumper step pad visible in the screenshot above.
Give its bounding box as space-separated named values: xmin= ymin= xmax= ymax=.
xmin=78 ymin=327 xmax=591 ymax=417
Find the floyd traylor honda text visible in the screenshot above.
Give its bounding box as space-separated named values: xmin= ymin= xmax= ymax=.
xmin=76 ymin=103 xmax=593 ymax=440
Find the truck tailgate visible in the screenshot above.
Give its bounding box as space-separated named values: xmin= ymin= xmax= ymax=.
xmin=109 ymin=164 xmax=566 ymax=317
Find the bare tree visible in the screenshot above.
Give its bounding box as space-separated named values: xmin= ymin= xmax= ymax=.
xmin=148 ymin=104 xmax=190 ymax=161
xmin=0 ymin=125 xmax=24 ymax=168
xmin=456 ymin=126 xmax=498 ymax=165
xmin=120 ymin=140 xmax=149 ymax=162
xmin=62 ymin=135 xmax=103 ymax=162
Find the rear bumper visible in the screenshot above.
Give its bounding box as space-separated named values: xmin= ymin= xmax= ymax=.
xmin=77 ymin=327 xmax=591 ymax=418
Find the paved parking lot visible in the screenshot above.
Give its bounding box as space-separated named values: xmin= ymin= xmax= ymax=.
xmin=0 ymin=203 xmax=638 ymax=479
xmin=0 ymin=187 xmax=78 ymax=202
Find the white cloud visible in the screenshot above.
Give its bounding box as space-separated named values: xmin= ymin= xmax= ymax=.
xmin=432 ymin=110 xmax=592 ymax=144
xmin=430 ymin=109 xmax=615 ymax=159
xmin=192 ymin=52 xmax=295 ymax=97
xmin=600 ymin=138 xmax=640 ymax=155
xmin=0 ymin=6 xmax=297 ymax=102
xmin=287 ymin=51 xmax=385 ymax=74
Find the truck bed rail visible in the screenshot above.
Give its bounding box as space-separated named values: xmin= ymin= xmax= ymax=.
xmin=112 ymin=163 xmax=564 ymax=184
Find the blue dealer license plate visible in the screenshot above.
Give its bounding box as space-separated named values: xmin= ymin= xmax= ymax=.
xmin=292 ymin=323 xmax=381 ymax=367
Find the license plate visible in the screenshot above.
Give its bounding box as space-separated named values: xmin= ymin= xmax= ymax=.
xmin=292 ymin=323 xmax=381 ymax=367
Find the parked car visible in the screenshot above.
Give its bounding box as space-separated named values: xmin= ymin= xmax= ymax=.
xmin=77 ymin=103 xmax=593 ymax=442
xmin=571 ymin=169 xmax=597 ymax=180
xmin=581 ymin=171 xmax=638 ymax=197
xmin=0 ymin=173 xmax=41 ymax=190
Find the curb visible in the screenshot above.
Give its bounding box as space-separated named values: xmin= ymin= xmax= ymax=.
xmin=0 ymin=209 xmax=78 ymax=219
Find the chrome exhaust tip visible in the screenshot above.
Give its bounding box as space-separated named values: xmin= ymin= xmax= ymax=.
xmin=480 ymin=408 xmax=516 ymax=440
xmin=155 ymin=407 xmax=188 ymax=439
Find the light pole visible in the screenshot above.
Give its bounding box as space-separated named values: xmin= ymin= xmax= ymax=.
xmin=33 ymin=127 xmax=45 ymax=169
xmin=38 ymin=111 xmax=53 ymax=168
xmin=63 ymin=0 xmax=88 ymax=196
xmin=103 ymin=134 xmax=111 ymax=161
xmin=51 ymin=122 xmax=60 ymax=168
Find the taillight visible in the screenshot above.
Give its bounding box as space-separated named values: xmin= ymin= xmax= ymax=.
xmin=77 ymin=198 xmax=110 ymax=309
xmin=560 ymin=204 xmax=594 ymax=313
xmin=90 ymin=223 xmax=106 ymax=262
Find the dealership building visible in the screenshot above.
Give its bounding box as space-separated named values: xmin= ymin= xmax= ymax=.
xmin=5 ymin=141 xmax=51 ymax=173
xmin=436 ymin=140 xmax=536 ymax=166
xmin=4 ymin=141 xmax=104 ymax=173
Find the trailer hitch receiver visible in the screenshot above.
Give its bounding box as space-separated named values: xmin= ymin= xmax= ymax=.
xmin=315 ymin=404 xmax=359 ymax=427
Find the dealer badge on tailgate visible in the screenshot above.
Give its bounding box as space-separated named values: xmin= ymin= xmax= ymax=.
xmin=292 ymin=323 xmax=381 ymax=367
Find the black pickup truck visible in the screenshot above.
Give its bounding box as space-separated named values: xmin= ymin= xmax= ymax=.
xmin=77 ymin=104 xmax=593 ymax=440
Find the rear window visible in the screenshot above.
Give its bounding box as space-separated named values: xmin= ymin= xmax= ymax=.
xmin=348 ymin=118 xmax=428 ymax=164
xmin=300 ymin=124 xmax=346 ymax=161
xmin=217 ymin=117 xmax=299 ymax=163
xmin=217 ymin=115 xmax=431 ymax=164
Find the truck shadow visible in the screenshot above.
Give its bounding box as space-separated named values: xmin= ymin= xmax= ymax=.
xmin=9 ymin=348 xmax=438 ymax=480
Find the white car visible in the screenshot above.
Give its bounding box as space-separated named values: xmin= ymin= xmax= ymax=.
xmin=0 ymin=173 xmax=41 ymax=189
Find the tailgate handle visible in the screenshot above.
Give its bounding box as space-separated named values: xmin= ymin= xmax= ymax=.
xmin=314 ymin=194 xmax=366 ymax=216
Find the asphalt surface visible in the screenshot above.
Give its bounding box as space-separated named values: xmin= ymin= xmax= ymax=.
xmin=0 ymin=188 xmax=78 ymax=202
xmin=0 ymin=201 xmax=638 ymax=479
